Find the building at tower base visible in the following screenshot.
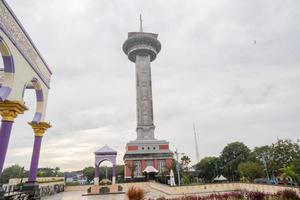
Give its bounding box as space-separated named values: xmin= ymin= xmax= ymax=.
xmin=124 ymin=139 xmax=173 ymax=179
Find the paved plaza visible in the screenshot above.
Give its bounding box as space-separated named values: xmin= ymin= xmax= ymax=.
xmin=42 ymin=188 xmax=166 ymax=200
xmin=42 ymin=191 xmax=125 ymax=200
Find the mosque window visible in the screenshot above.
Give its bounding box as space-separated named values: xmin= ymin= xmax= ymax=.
xmin=134 ymin=161 xmax=141 ymax=177
xmin=146 ymin=160 xmax=153 ymax=166
xmin=158 ymin=160 xmax=166 ymax=172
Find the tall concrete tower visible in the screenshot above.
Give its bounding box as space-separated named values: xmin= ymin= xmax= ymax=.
xmin=123 ymin=18 xmax=161 ymax=140
xmin=122 ymin=16 xmax=173 ymax=180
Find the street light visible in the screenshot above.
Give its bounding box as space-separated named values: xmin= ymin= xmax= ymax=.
xmin=174 ymin=148 xmax=184 ymax=186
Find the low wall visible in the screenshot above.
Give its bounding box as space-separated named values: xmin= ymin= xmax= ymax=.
xmin=65 ymin=182 xmax=299 ymax=198
xmin=39 ymin=182 xmax=64 ymax=197
xmin=149 ymin=182 xmax=239 ymax=196
xmin=149 ymin=182 xmax=300 ymax=197
xmin=1 ymin=181 xmax=64 ymax=198
xmin=65 ymin=185 xmax=90 ymax=191
xmin=8 ymin=177 xmax=64 ymax=185
xmin=238 ymin=183 xmax=299 ymax=196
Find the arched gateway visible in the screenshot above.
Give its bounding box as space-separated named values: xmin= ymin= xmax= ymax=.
xmin=0 ymin=0 xmax=52 ymax=193
xmin=94 ymin=145 xmax=117 ymax=185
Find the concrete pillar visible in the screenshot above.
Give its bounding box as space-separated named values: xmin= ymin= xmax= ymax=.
xmin=141 ymin=160 xmax=146 ymax=171
xmin=0 ymin=121 xmax=13 ymax=174
xmin=0 ymin=101 xmax=27 ymax=174
xmin=28 ymin=122 xmax=51 ymax=182
xmin=94 ymin=165 xmax=99 ymax=185
xmin=153 ymin=159 xmax=158 ymax=169
xmin=28 ymin=136 xmax=42 ymax=182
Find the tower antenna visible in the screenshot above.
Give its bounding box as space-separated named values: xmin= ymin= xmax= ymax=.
xmin=193 ymin=122 xmax=200 ymax=163
xmin=139 ymin=14 xmax=143 ymax=32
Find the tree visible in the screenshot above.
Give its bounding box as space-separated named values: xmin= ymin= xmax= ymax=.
xmin=82 ymin=166 xmax=95 ymax=183
xmin=280 ymin=166 xmax=299 ymax=183
xmin=116 ymin=165 xmax=124 ymax=179
xmin=194 ymin=157 xmax=221 ymax=182
xmin=291 ymin=159 xmax=300 ymax=176
xmin=166 ymin=159 xmax=180 ymax=180
xmin=0 ymin=165 xmax=27 ymax=184
xmin=180 ymin=155 xmax=191 ymax=171
xmin=251 ymin=145 xmax=276 ymax=178
xmin=220 ymin=141 xmax=251 ymax=181
xmin=271 ymin=139 xmax=300 ymax=174
xmin=54 ymin=167 xmax=60 ymax=176
xmin=237 ymin=161 xmax=265 ymax=181
xmin=127 ymin=162 xmax=137 ymax=179
xmin=182 ymin=174 xmax=191 ymax=184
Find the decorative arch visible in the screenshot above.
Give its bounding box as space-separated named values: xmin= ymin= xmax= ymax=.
xmin=0 ymin=35 xmax=14 ymax=101
xmin=94 ymin=145 xmax=117 ymax=185
xmin=22 ymin=78 xmax=45 ymax=123
xmin=95 ymin=156 xmax=116 ymax=167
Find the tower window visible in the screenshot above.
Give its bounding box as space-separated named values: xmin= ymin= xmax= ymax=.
xmin=158 ymin=160 xmax=166 ymax=172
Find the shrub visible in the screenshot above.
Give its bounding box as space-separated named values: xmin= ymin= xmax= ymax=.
xmin=126 ymin=186 xmax=145 ymax=200
xmin=99 ymin=186 xmax=110 ymax=194
xmin=65 ymin=182 xmax=80 ymax=186
xmin=248 ymin=191 xmax=265 ymax=200
xmin=277 ymin=190 xmax=300 ymax=200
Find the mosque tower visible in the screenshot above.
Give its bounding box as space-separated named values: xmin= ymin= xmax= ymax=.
xmin=122 ymin=16 xmax=173 ymax=179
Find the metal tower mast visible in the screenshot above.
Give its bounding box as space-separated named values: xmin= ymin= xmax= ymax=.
xmin=193 ymin=123 xmax=200 ymax=163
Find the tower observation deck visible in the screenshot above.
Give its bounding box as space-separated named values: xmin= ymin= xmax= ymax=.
xmin=122 ymin=16 xmax=173 ymax=180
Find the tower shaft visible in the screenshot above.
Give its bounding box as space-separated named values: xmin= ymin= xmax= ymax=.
xmin=135 ymin=55 xmax=155 ymax=140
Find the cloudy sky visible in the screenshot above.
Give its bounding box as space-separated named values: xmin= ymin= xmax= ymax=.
xmin=3 ymin=0 xmax=300 ymax=171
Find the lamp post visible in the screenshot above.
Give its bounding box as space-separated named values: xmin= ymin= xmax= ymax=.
xmin=174 ymin=149 xmax=184 ymax=186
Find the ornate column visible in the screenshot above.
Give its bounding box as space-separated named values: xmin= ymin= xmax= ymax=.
xmin=0 ymin=101 xmax=27 ymax=174
xmin=28 ymin=122 xmax=51 ymax=182
xmin=94 ymin=165 xmax=99 ymax=185
xmin=112 ymin=164 xmax=116 ymax=184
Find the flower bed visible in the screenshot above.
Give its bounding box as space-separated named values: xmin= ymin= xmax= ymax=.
xmin=154 ymin=189 xmax=299 ymax=200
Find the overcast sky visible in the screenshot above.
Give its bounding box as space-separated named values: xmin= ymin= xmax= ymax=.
xmin=3 ymin=0 xmax=300 ymax=171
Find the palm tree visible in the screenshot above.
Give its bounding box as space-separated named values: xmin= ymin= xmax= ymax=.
xmin=181 ymin=155 xmax=191 ymax=171
xmin=280 ymin=166 xmax=299 ymax=184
